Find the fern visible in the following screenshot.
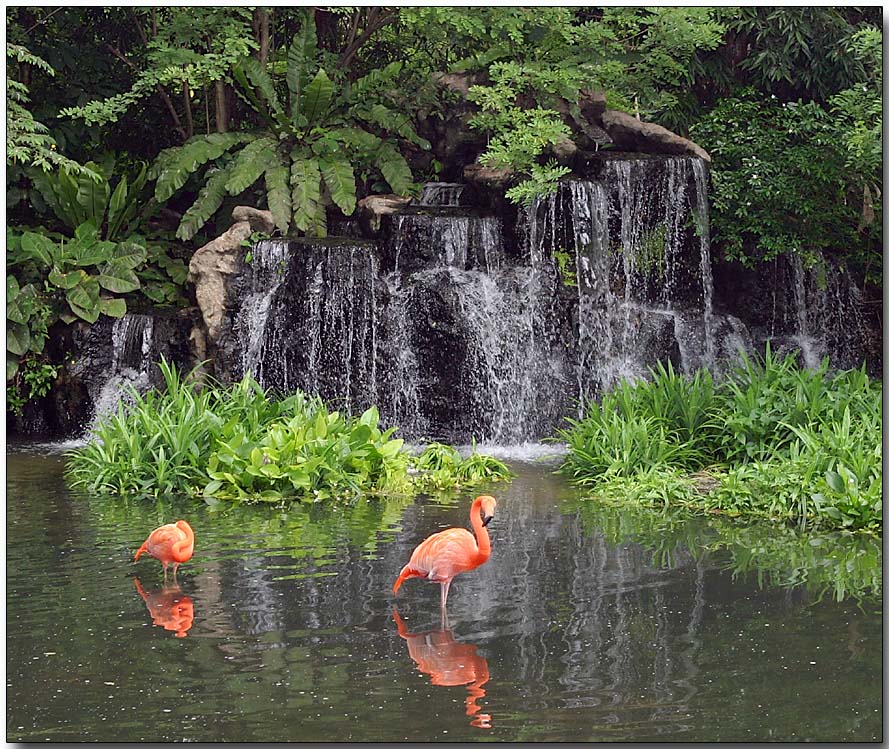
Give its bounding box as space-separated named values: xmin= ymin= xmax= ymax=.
xmin=345 ymin=61 xmax=403 ymax=104
xmin=153 ymin=132 xmax=254 ymax=202
xmin=376 ymin=143 xmax=417 ymax=196
xmin=301 ymin=68 xmax=335 ymax=127
xmin=356 ymin=104 xmax=430 ymax=149
xmin=291 ymin=157 xmax=323 ymax=235
xmin=224 ymin=137 xmax=279 ymax=195
xmin=320 ymin=158 xmax=357 ymax=215
xmin=287 ymin=12 xmax=319 ymax=127
xmin=232 ymin=58 xmax=288 ymax=131
xmin=177 ymin=165 xmax=233 ymax=241
xmin=264 ymin=163 xmax=291 ymax=235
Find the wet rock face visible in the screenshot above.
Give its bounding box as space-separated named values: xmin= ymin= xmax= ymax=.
xmin=9 ymin=310 xmax=197 ymax=438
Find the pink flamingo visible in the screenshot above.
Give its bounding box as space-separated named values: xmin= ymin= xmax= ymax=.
xmin=393 ymin=495 xmax=496 ymax=612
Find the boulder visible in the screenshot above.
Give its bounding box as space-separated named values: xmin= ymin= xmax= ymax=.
xmin=358 ymin=194 xmax=412 ymax=235
xmin=231 ymin=205 xmax=276 ymax=234
xmin=600 ymin=109 xmax=711 ymax=162
xmin=463 ymin=163 xmax=514 ymax=191
xmin=188 ymin=220 xmax=253 ymax=342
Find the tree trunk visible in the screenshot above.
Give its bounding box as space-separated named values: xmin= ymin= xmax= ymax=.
xmin=215 ymin=80 xmax=228 ymax=133
xmin=182 ymin=80 xmax=194 ymax=140
xmin=253 ymin=8 xmax=270 ymax=64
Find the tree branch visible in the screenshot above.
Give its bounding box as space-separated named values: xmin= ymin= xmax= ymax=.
xmin=337 ymin=8 xmax=397 ymax=71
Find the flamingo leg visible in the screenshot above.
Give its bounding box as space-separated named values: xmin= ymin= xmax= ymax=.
xmin=172 ymin=563 xmax=179 ymax=583
xmin=440 ymin=579 xmax=452 ymax=612
xmin=162 ymin=561 xmax=169 ymax=583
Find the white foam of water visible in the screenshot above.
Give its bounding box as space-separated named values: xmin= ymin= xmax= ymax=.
xmin=455 ymin=442 xmax=569 ymax=463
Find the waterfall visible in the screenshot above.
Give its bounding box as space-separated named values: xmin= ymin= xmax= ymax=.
xmin=418 ymin=182 xmax=467 ymax=207
xmin=90 ymin=313 xmax=156 ymax=425
xmin=234 ymin=239 xmax=379 ymax=411
xmin=785 ymin=254 xmax=868 ymax=369
xmin=222 ymin=161 xmax=876 ymax=445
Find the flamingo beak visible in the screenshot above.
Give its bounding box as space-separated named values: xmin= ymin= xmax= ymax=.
xmin=482 ymin=514 xmax=494 ymax=527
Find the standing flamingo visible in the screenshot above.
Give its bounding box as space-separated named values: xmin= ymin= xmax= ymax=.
xmin=134 ymin=520 xmax=194 ymax=581
xmin=393 ymin=495 xmax=497 ymax=612
xmin=393 ymin=609 xmax=492 ymax=728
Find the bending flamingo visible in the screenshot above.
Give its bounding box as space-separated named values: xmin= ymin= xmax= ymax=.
xmin=393 ymin=495 xmax=497 ymax=611
xmin=134 ymin=520 xmax=194 ymax=581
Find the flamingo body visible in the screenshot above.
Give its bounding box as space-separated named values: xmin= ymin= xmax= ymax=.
xmin=393 ymin=495 xmax=496 ymax=610
xmin=135 ymin=520 xmax=194 ymax=580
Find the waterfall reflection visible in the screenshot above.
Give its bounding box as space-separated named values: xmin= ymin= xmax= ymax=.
xmin=134 ymin=577 xmax=194 ymax=638
xmin=393 ymin=610 xmax=492 ymax=729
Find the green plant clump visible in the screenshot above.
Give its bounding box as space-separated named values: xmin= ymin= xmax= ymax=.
xmin=66 ymin=360 xmax=511 ymax=501
xmin=558 ymin=348 xmax=882 ymax=532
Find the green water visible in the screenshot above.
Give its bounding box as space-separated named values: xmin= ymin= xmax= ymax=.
xmin=6 ymin=443 xmax=882 ymax=741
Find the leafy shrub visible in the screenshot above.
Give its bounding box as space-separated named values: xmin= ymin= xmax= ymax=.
xmin=410 ymin=442 xmax=513 ymax=491
xmin=560 ymin=348 xmax=882 ymax=532
xmin=66 ymin=360 xmax=511 ymax=501
xmin=149 ymin=12 xmax=426 ymax=241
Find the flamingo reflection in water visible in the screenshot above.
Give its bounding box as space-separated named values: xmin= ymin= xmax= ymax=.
xmin=393 ymin=609 xmax=492 ymax=729
xmin=134 ymin=577 xmax=195 ymax=638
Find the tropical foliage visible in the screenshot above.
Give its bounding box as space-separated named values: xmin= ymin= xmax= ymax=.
xmin=146 ymin=11 xmax=425 ymax=240
xmin=558 ymin=349 xmax=882 ymax=532
xmin=66 ymin=360 xmax=512 ymax=501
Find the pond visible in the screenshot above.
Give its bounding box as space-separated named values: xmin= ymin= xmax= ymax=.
xmin=7 ymin=442 xmax=882 ymax=742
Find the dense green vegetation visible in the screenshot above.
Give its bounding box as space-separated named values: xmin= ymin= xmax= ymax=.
xmin=6 ymin=7 xmax=881 ymax=409
xmin=65 ymin=361 xmax=512 ymax=501
xmin=572 ymin=498 xmax=881 ymax=603
xmin=558 ymin=351 xmax=881 ymax=533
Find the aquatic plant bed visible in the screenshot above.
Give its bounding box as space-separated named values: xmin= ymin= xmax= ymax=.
xmin=559 ymin=349 xmax=882 ymax=533
xmin=65 ymin=361 xmax=511 ymax=500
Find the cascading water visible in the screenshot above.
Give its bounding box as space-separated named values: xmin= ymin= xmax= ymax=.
xmin=224 ymin=153 xmax=868 ymax=445
xmin=89 ymin=313 xmax=156 ymax=425
xmin=785 ymin=254 xmax=869 ymax=370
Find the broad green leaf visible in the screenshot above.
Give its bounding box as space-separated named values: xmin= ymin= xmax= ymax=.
xmin=154 ymin=133 xmax=253 ymax=202
xmin=377 ymin=142 xmax=416 ymax=196
xmin=112 ymin=241 xmax=148 ymax=270
xmin=74 ymin=219 xmax=100 ymax=243
xmin=301 ymin=68 xmax=334 ymax=127
xmin=291 ymin=157 xmax=324 ymax=236
xmin=141 ymin=282 xmax=168 ymax=303
xmin=70 ymin=237 xmax=116 ymax=267
xmin=176 ymin=164 xmax=233 ymax=241
xmin=264 ymin=164 xmax=291 ymax=234
xmin=233 ymin=58 xmax=288 ymax=130
xmin=100 ymin=297 xmax=127 ymax=318
xmin=328 ymin=127 xmax=382 ymax=153
xmin=68 ymin=301 xmax=101 ymax=324
xmin=7 ymin=275 xmax=20 ymax=300
xmin=106 ymin=176 xmax=128 ymax=241
xmin=7 ymin=322 xmax=30 ymax=356
xmin=48 ymin=268 xmax=82 ymax=289
xmin=825 ymin=469 xmax=845 ymax=493
xmin=287 ymin=12 xmax=319 ymax=126
xmin=98 ymin=262 xmax=141 ymax=293
xmin=7 ymin=354 xmax=19 ymax=381
xmin=19 ymin=232 xmax=57 ymax=266
xmin=76 ymin=171 xmax=110 ymax=225
xmin=320 ymin=158 xmax=357 ymax=215
xmin=66 ymin=274 xmax=101 ymax=312
xmin=224 ymin=138 xmax=279 ymax=195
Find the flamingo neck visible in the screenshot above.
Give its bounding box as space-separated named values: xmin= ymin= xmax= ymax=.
xmin=173 ymin=521 xmax=194 ymax=562
xmin=470 ymin=499 xmax=491 ymax=565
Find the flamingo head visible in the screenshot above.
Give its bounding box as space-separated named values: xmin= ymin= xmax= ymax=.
xmin=477 ymin=495 xmax=497 ymax=526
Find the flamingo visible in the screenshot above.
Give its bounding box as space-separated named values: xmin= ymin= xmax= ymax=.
xmin=393 ymin=609 xmax=492 ymax=728
xmin=393 ymin=495 xmax=497 ymax=612
xmin=134 ymin=520 xmax=194 ymax=581
xmin=133 ymin=577 xmax=195 ymax=638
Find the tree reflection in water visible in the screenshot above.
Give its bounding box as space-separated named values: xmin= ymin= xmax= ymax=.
xmin=134 ymin=577 xmax=195 ymax=638
xmin=393 ymin=609 xmax=492 ymax=729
